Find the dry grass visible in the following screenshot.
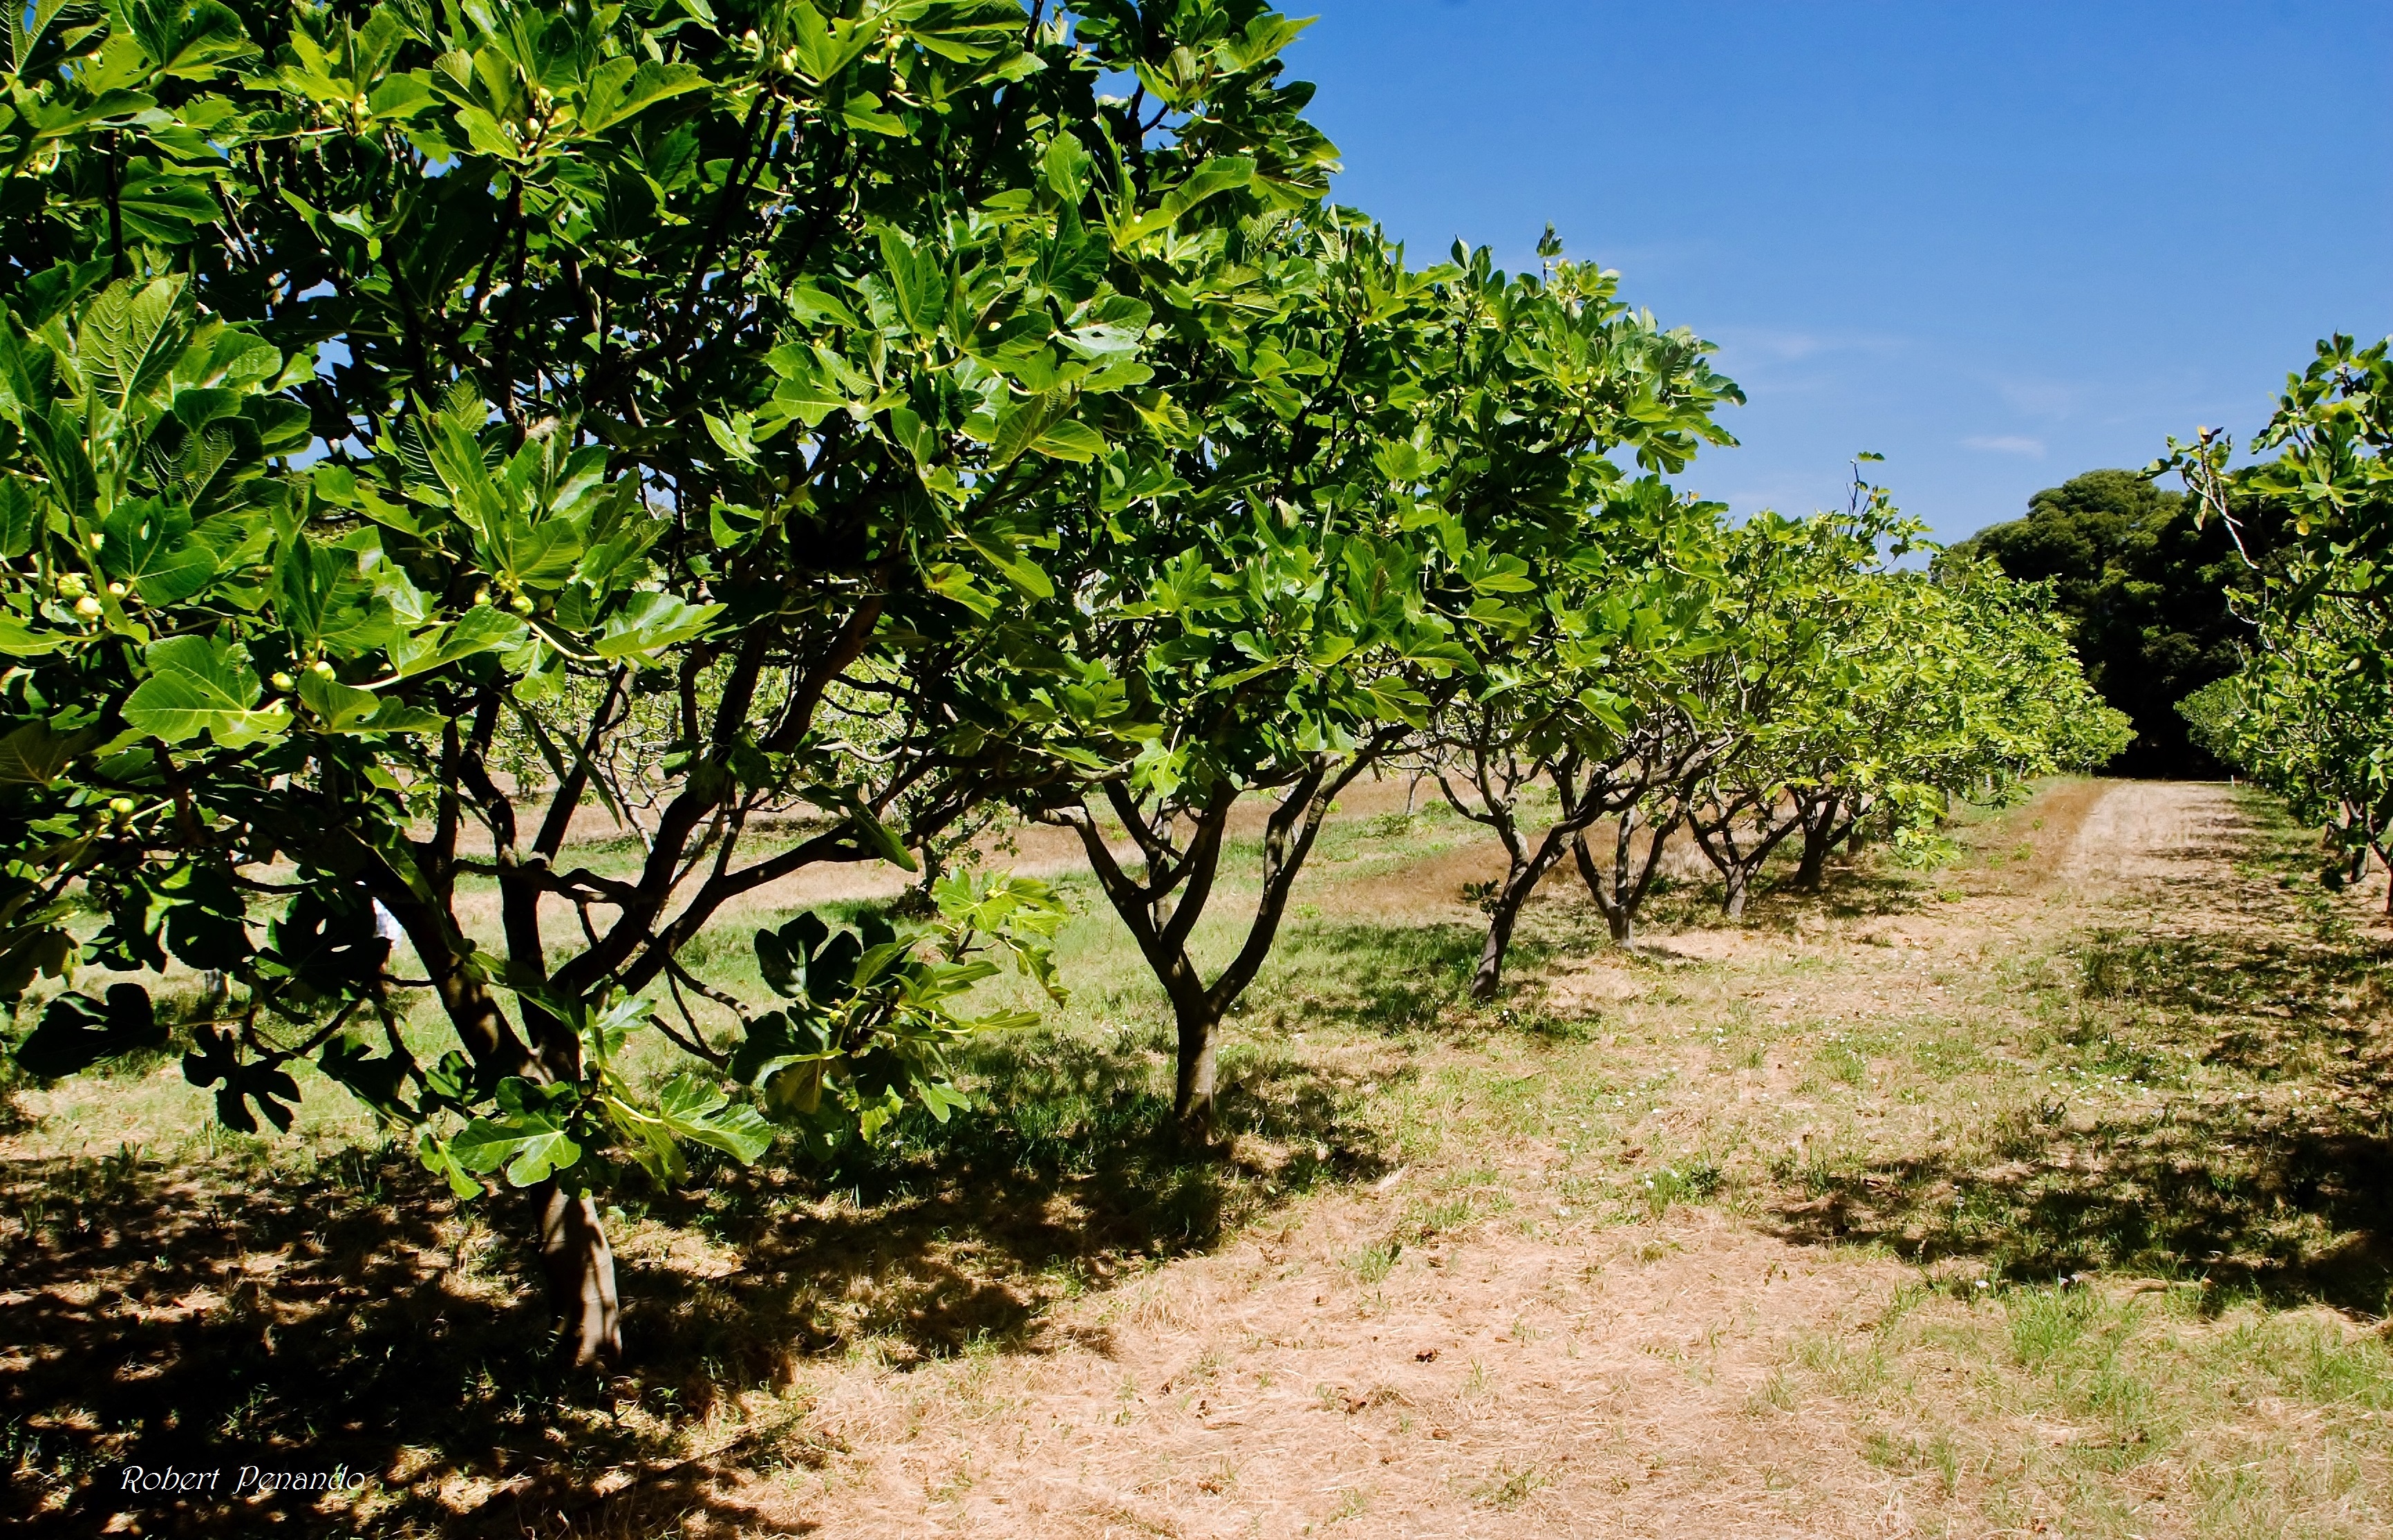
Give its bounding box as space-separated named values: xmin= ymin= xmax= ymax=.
xmin=7 ymin=778 xmax=2393 ymax=1537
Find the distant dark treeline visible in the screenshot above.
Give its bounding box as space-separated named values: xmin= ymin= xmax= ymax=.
xmin=1946 ymin=470 xmax=2275 ymax=779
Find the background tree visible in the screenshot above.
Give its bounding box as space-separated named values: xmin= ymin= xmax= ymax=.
xmin=2179 ymin=599 xmax=2393 ymax=903
xmin=1418 ymin=479 xmax=1725 ymax=991
xmin=1011 ymin=220 xmax=1509 ymax=1139
xmin=1945 ymin=469 xmax=2268 ymax=776
xmin=1686 ymin=486 xmax=2127 ymax=917
xmin=1783 ymin=561 xmax=2128 ymax=883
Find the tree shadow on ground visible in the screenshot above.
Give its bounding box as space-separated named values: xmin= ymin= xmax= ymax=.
xmin=0 ymin=1028 xmax=1374 ymax=1537
xmin=1806 ymin=863 xmax=1933 ymax=923
xmin=1244 ymin=910 xmax=1655 ymax=1046
xmin=1709 ymin=848 xmax=1941 ymax=928
xmin=1244 ymin=917 xmax=1488 ymax=1036
xmin=1763 ymin=801 xmax=2393 ymax=1317
xmin=1548 ymin=856 xmax=1932 ymax=948
xmin=641 ymin=1025 xmax=1393 ymax=1369
xmin=0 ymin=1148 xmax=670 ymax=1537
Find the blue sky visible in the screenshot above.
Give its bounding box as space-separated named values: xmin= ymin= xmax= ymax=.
xmin=1283 ymin=1 xmax=2393 ymax=542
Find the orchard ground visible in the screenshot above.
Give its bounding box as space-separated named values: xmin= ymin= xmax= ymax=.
xmin=7 ymin=778 xmax=2393 ymax=1538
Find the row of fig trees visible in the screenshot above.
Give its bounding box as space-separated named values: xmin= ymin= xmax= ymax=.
xmin=1423 ymin=466 xmax=2131 ymax=1000
xmin=2167 ymin=337 xmax=2392 ymax=905
xmin=0 ymin=0 xmax=2110 ymax=1363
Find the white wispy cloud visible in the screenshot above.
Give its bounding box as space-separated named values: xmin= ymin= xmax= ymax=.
xmin=1993 ymin=377 xmax=2087 ymax=419
xmin=1708 ymin=326 xmax=1909 ymax=364
xmin=1962 ymin=434 xmax=2046 ymax=458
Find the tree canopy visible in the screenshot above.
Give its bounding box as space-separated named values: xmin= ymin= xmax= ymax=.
xmin=0 ymin=0 xmax=1351 ymax=1363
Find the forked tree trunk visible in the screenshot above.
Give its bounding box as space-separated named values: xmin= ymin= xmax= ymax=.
xmin=1794 ymin=792 xmax=1856 ymax=892
xmin=1573 ymin=830 xmax=1626 ymax=943
xmin=1468 ymin=836 xmax=1582 ymax=1001
xmin=1689 ymin=805 xmax=1748 ymax=917
xmin=1453 ymin=749 xmax=1606 ymax=1004
xmin=1573 ymin=806 xmax=1677 ymax=946
xmin=1057 ymin=750 xmax=1386 ymax=1147
xmin=535 ymin=1181 xmax=621 ymax=1366
xmin=1690 ymin=794 xmax=1799 ymax=919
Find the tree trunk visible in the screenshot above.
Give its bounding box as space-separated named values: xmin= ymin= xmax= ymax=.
xmin=1794 ymin=793 xmax=1843 ymax=891
xmin=1573 ymin=827 xmax=1640 ymax=946
xmin=1470 ymin=898 xmax=1520 ymax=1002
xmin=1721 ymin=865 xmax=1749 ymax=919
xmin=1470 ymin=835 xmax=1576 ymax=1001
xmin=1172 ymin=992 xmax=1221 ymax=1139
xmin=1051 ymin=751 xmax=1385 ymax=1149
xmin=535 ymin=1182 xmax=620 ymax=1367
xmin=368 ymin=886 xmax=618 ymax=1361
xmin=1689 ymin=816 xmax=1737 ymax=914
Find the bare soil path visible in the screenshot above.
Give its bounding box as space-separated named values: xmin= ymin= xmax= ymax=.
xmin=2059 ymin=779 xmax=2244 ymax=891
